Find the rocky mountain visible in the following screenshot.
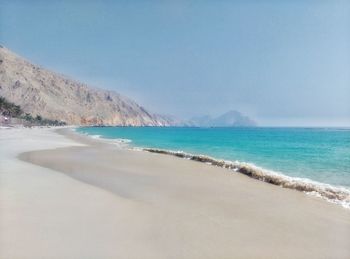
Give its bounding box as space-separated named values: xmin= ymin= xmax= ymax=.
xmin=0 ymin=45 xmax=174 ymax=126
xmin=189 ymin=110 xmax=257 ymax=127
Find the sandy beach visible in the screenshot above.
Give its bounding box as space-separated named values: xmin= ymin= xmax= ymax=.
xmin=1 ymin=127 xmax=349 ymax=258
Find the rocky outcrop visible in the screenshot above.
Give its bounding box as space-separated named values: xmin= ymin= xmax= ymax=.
xmin=0 ymin=46 xmax=173 ymax=126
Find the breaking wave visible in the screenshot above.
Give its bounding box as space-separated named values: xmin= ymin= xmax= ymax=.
xmin=143 ymin=148 xmax=350 ymax=209
xmin=79 ymin=131 xmax=132 ymax=145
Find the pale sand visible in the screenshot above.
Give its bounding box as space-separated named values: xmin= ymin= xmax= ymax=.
xmin=1 ymin=128 xmax=349 ymax=258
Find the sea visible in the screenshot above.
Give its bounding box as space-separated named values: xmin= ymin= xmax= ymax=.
xmin=76 ymin=127 xmax=350 ymax=208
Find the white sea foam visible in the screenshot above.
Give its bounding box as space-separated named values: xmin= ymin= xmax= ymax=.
xmin=77 ymin=130 xmax=132 ymax=147
xmin=143 ymin=148 xmax=350 ymax=210
xmin=117 ymin=138 xmax=132 ymax=143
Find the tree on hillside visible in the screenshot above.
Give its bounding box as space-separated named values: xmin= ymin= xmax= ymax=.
xmin=23 ymin=113 xmax=33 ymax=121
xmin=0 ymin=96 xmax=23 ymax=117
xmin=35 ymin=115 xmax=42 ymax=121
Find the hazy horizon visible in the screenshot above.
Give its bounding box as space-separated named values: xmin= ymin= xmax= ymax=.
xmin=1 ymin=1 xmax=349 ymax=126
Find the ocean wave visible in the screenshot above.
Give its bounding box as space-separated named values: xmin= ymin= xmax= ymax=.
xmin=77 ymin=131 xmax=132 ymax=145
xmin=143 ymin=148 xmax=350 ymax=209
xmin=104 ymin=137 xmax=132 ymax=145
xmin=91 ymin=134 xmax=102 ymax=139
xmin=116 ymin=138 xmax=132 ymax=143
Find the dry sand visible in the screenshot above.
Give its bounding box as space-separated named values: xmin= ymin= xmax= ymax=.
xmin=1 ymin=127 xmax=349 ymax=258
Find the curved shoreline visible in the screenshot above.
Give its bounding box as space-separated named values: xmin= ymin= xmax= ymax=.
xmin=74 ymin=128 xmax=350 ymax=209
xmin=143 ymin=148 xmax=350 ymax=209
xmin=6 ymin=127 xmax=349 ymax=258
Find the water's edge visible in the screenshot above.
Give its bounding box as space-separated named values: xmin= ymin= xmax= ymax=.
xmin=74 ymin=128 xmax=350 ymax=209
xmin=143 ymin=148 xmax=350 ymax=209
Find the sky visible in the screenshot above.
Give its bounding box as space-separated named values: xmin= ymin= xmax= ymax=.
xmin=0 ymin=0 xmax=349 ymax=126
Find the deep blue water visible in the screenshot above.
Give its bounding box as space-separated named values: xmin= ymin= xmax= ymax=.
xmin=76 ymin=127 xmax=350 ymax=189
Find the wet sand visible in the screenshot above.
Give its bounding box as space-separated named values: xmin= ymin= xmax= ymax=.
xmin=1 ymin=127 xmax=350 ymax=258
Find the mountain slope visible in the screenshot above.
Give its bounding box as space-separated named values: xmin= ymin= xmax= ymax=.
xmin=0 ymin=46 xmax=172 ymax=126
xmin=190 ymin=111 xmax=257 ymax=127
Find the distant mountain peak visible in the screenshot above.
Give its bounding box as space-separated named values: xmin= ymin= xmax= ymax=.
xmin=190 ymin=110 xmax=256 ymax=127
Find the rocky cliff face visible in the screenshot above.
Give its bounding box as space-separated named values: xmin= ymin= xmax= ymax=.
xmin=0 ymin=46 xmax=173 ymax=126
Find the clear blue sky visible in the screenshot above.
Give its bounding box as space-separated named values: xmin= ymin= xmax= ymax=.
xmin=1 ymin=0 xmax=349 ymax=126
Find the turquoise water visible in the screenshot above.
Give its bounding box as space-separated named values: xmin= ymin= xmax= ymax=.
xmin=77 ymin=127 xmax=350 ymax=189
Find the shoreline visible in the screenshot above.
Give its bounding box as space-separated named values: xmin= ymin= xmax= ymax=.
xmin=2 ymin=127 xmax=350 ymax=258
xmin=75 ymin=127 xmax=350 ymax=209
xmin=142 ymin=148 xmax=350 ymax=209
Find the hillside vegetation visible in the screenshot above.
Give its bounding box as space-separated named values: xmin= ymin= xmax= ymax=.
xmin=0 ymin=96 xmax=66 ymax=126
